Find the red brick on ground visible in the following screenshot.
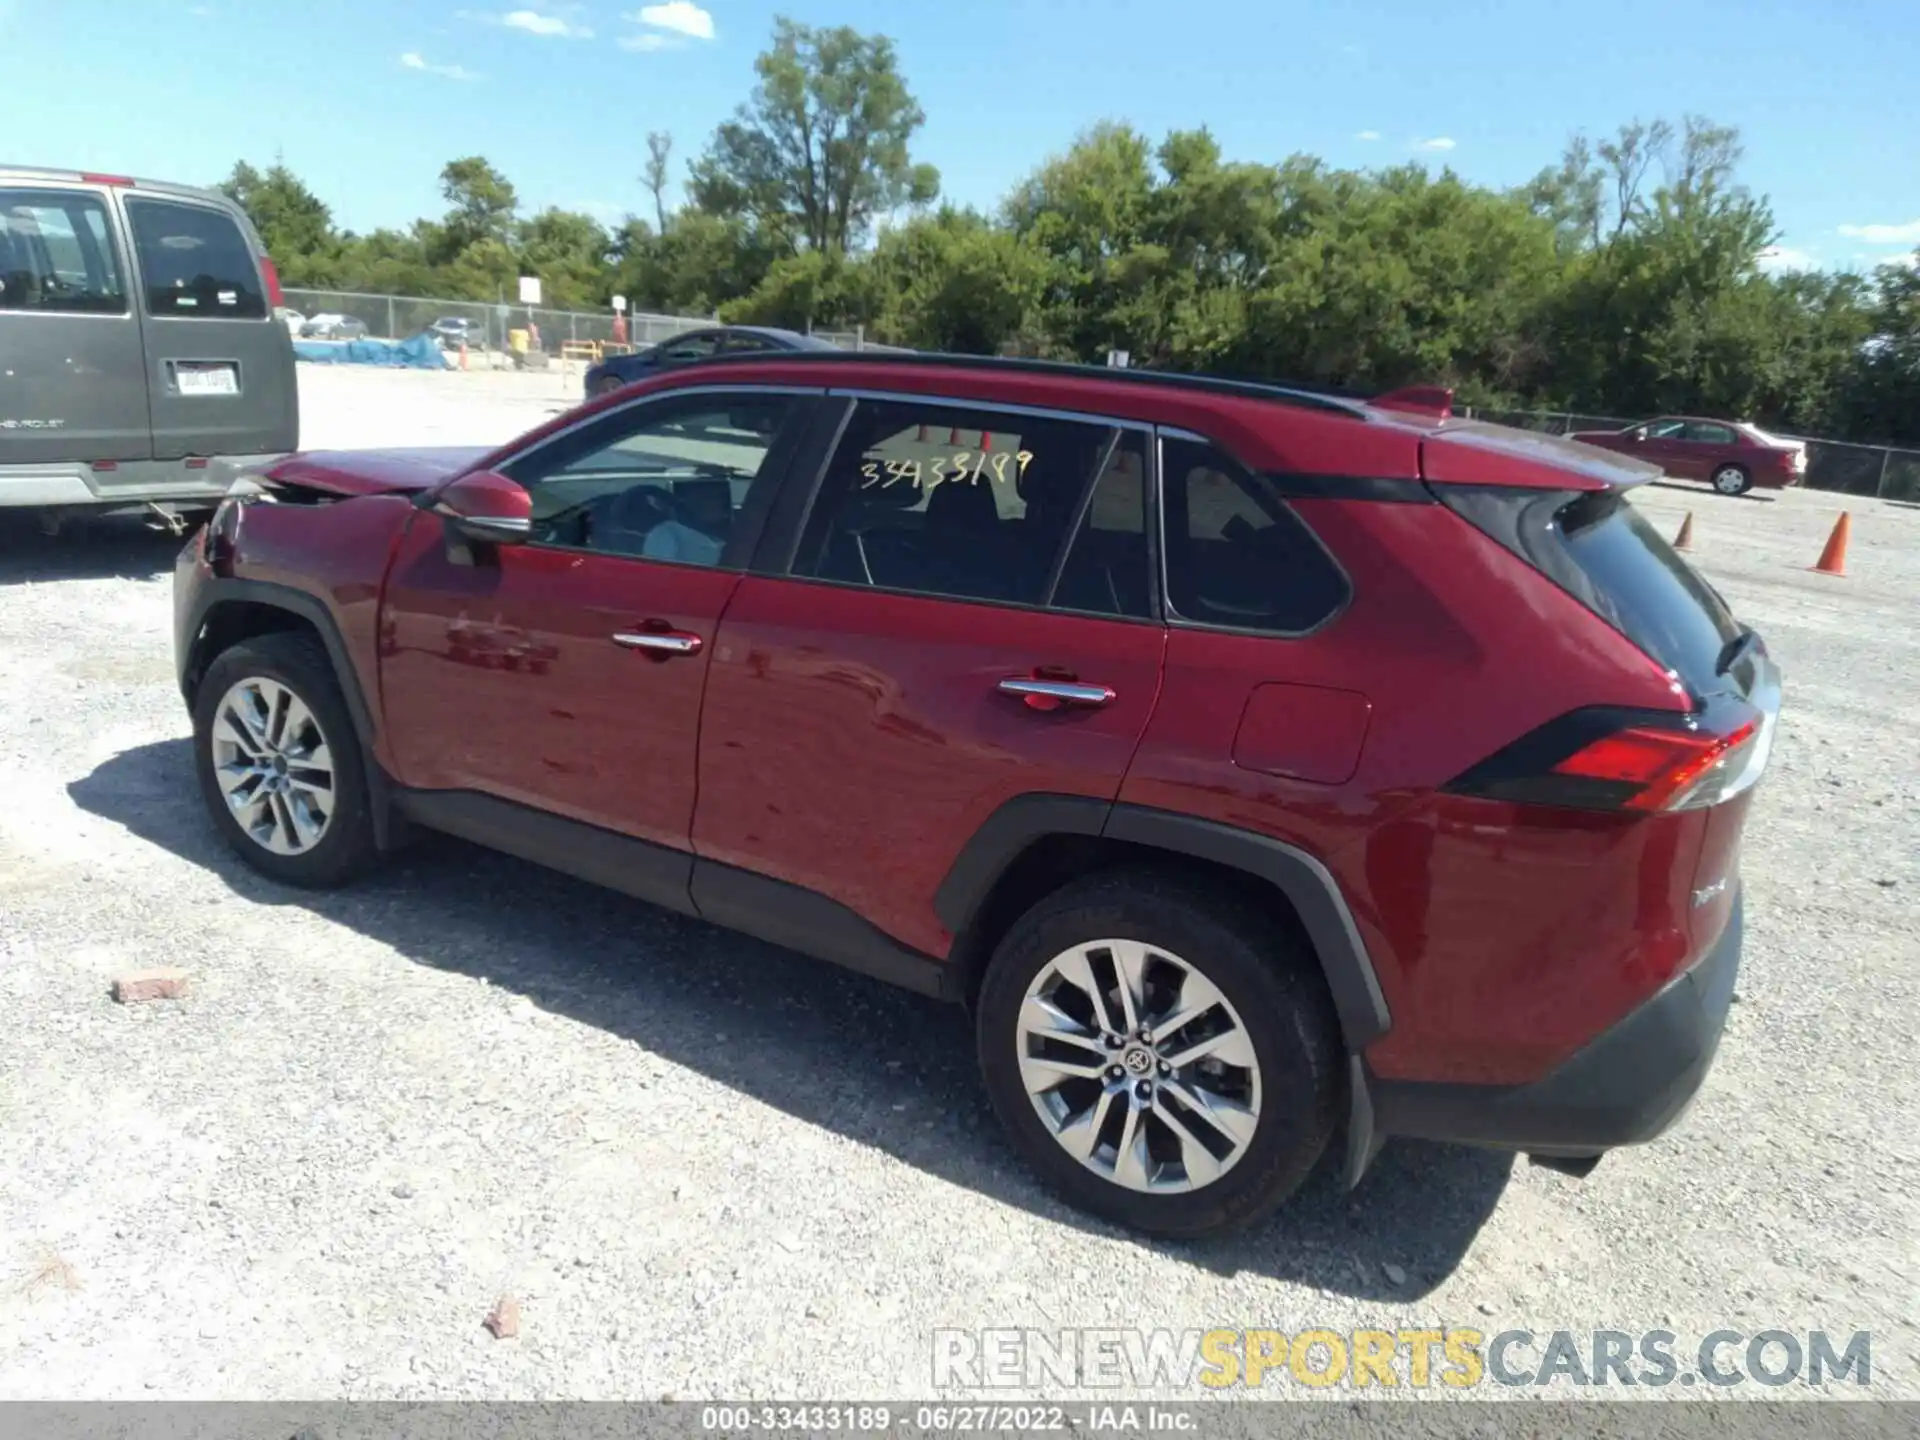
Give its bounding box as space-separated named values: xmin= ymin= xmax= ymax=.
xmin=109 ymin=969 xmax=190 ymax=1004
xmin=483 ymin=1296 xmax=521 ymax=1339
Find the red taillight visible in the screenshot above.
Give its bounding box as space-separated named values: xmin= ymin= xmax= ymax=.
xmin=1552 ymin=720 xmax=1758 ymax=812
xmin=259 ymin=255 xmax=285 ymax=308
xmin=82 ymin=172 xmax=135 ymax=187
xmin=1446 ymin=702 xmax=1770 ymax=813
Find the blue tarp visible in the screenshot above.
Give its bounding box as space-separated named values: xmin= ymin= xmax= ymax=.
xmin=293 ymin=333 xmax=449 ymax=369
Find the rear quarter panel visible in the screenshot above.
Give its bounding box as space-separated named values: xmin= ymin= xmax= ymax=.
xmin=1119 ymin=500 xmax=1706 ymax=1087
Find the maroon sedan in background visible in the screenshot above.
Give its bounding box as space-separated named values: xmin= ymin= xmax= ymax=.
xmin=1569 ymin=416 xmax=1808 ymax=496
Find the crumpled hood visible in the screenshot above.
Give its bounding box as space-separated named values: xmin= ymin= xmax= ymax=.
xmin=255 ymin=446 xmax=493 ymax=497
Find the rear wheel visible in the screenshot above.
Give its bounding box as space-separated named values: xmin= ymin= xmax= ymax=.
xmin=975 ymin=871 xmax=1341 ymax=1238
xmin=192 ymin=633 xmax=378 ymax=888
xmin=1712 ymin=464 xmax=1752 ymax=496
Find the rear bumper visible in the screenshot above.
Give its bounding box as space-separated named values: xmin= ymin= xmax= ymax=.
xmin=1362 ymin=890 xmax=1743 ymax=1164
xmin=0 ymin=454 xmax=287 ymax=509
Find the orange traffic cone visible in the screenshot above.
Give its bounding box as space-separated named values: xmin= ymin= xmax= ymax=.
xmin=459 ymin=341 xmax=469 ymax=372
xmin=1673 ymin=512 xmax=1695 ymax=551
xmin=1812 ymin=512 xmax=1851 ymax=576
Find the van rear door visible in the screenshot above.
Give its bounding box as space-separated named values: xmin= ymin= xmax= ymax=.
xmin=122 ymin=191 xmax=297 ymax=464
xmin=0 ymin=182 xmax=149 ymax=468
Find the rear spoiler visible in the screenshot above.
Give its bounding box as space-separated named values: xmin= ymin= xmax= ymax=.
xmin=1372 ymin=385 xmax=1454 ymax=420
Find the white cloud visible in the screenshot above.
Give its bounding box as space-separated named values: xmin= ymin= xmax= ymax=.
xmin=618 ymin=31 xmax=681 ymax=51
xmin=1355 ymin=130 xmax=1381 ymax=142
xmin=1758 ymin=245 xmax=1817 ymax=273
xmin=457 ymin=8 xmax=593 ymax=38
xmin=1837 ymin=219 xmax=1920 ymax=245
xmin=506 ymin=10 xmax=577 ymax=35
xmin=399 ymin=52 xmax=479 ymax=80
xmin=632 ymin=2 xmax=714 ymax=40
xmin=1417 ymin=136 xmax=1457 ymax=152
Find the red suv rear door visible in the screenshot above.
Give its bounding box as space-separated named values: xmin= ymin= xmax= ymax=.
xmin=376 ymin=385 xmax=818 ymax=906
xmin=690 ymin=392 xmax=1165 ymax=962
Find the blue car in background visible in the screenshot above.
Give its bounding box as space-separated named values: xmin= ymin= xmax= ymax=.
xmin=583 ymin=325 xmax=842 ymax=397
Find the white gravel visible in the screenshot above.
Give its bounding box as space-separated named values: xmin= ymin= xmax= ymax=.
xmin=0 ymin=368 xmax=1915 ymax=1401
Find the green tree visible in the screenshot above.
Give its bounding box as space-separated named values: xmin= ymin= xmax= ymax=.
xmin=719 ymin=249 xmax=881 ymax=331
xmin=518 ymin=208 xmax=613 ymax=310
xmin=689 ymin=16 xmax=940 ymax=254
xmin=871 ymin=207 xmax=1049 ymax=353
xmin=644 ymin=132 xmax=674 ymax=232
xmin=437 ymin=156 xmax=519 ymax=260
xmin=219 ymin=160 xmax=342 ymax=285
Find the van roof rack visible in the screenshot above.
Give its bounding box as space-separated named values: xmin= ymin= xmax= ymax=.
xmin=665 ymin=348 xmax=1375 ymax=419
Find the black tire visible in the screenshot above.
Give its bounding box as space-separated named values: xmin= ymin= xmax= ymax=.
xmin=975 ymin=869 xmax=1341 ymax=1238
xmin=191 ymin=631 xmax=378 ymax=889
xmin=593 ymin=374 xmax=626 ymax=397
xmin=1711 ymin=464 xmax=1752 ymax=497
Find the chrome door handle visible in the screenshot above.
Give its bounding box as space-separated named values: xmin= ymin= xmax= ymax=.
xmin=997 ymin=677 xmax=1115 ymax=707
xmin=612 ymin=630 xmax=703 ymax=656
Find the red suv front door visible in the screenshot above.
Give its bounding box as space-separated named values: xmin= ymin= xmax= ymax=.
xmin=691 ymin=395 xmax=1166 ymax=959
xmin=377 ymin=387 xmax=814 ymax=861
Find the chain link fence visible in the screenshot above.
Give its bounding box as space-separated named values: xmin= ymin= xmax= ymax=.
xmin=282 ymin=288 xmax=712 ymax=357
xmin=282 ymin=289 xmax=886 ymax=362
xmin=1462 ymin=407 xmax=1920 ymax=503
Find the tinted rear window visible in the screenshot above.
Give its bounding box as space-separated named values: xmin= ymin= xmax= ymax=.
xmin=126 ymin=197 xmax=266 ymax=319
xmin=1439 ymin=485 xmax=1743 ymax=701
xmin=0 ymin=188 xmax=127 ymax=314
xmin=1555 ymin=490 xmax=1742 ymax=697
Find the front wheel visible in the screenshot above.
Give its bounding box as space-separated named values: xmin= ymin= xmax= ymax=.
xmin=1712 ymin=464 xmax=1752 ymax=496
xmin=192 ymin=632 xmax=378 ymax=888
xmin=975 ymin=871 xmax=1341 ymax=1238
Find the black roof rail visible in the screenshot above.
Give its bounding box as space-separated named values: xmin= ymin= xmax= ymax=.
xmin=656 ymin=348 xmax=1373 ymax=419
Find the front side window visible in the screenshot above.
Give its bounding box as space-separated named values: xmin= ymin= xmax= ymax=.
xmin=0 ymin=189 xmax=126 ymax=314
xmin=792 ymin=398 xmax=1147 ymax=615
xmin=1643 ymin=419 xmax=1687 ymax=439
xmin=126 ymin=198 xmax=266 ymax=319
xmin=1160 ymin=434 xmax=1348 ymax=634
xmin=503 ymin=390 xmax=800 ymax=566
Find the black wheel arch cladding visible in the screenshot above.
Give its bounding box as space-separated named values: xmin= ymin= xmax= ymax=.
xmin=938 ymin=794 xmax=1391 ymax=1050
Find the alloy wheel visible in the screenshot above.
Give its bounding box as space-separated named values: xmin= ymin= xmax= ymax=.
xmin=208 ymin=676 xmax=337 ymax=856
xmin=1016 ymin=939 xmax=1262 ymax=1193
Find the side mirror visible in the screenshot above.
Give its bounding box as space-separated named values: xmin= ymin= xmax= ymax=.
xmin=434 ymin=470 xmax=531 ymax=544
xmin=1630 ymin=426 xmax=1648 ymax=441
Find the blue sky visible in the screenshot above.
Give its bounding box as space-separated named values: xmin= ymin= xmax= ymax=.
xmin=3 ymin=0 xmax=1917 ymax=271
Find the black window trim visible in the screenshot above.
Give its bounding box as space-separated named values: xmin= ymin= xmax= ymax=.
xmin=0 ymin=184 xmax=133 ymax=320
xmin=1154 ymin=424 xmax=1354 ymax=641
xmin=123 ymin=192 xmax=271 ymax=323
xmin=492 ymin=381 xmax=825 ymax=571
xmin=755 ymin=386 xmax=1163 ymax=625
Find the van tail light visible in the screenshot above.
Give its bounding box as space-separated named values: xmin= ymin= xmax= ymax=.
xmin=82 ymin=172 xmax=136 ymax=187
xmin=1445 ymin=701 xmax=1770 ymax=813
xmin=259 ymin=255 xmax=286 ymax=309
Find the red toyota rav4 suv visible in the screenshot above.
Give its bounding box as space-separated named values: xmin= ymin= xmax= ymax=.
xmin=174 ymin=354 xmax=1779 ymax=1237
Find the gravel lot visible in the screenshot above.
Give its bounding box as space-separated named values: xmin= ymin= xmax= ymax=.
xmin=1 ymin=366 xmax=1915 ymax=1401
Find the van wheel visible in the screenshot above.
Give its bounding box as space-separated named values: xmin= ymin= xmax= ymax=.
xmin=191 ymin=632 xmax=378 ymax=888
xmin=1712 ymin=464 xmax=1752 ymax=496
xmin=975 ymin=870 xmax=1340 ymax=1238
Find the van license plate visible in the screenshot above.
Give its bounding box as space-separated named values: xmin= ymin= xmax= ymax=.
xmin=176 ymin=364 xmax=239 ymax=396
